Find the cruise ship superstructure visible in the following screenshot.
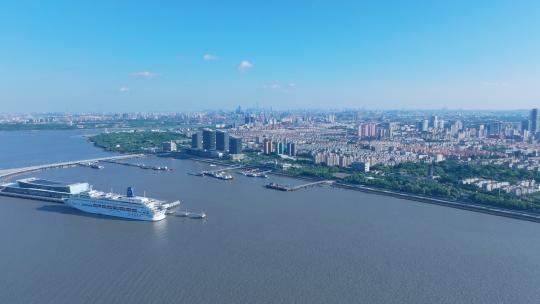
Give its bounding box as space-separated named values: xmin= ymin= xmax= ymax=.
xmin=65 ymin=187 xmax=172 ymax=221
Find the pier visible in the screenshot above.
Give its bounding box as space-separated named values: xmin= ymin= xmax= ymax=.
xmin=0 ymin=154 xmax=144 ymax=181
xmin=200 ymin=165 xmax=243 ymax=175
xmin=266 ymin=180 xmax=334 ymax=191
xmin=290 ymin=180 xmax=334 ymax=190
xmin=102 ymin=160 xmax=172 ymax=171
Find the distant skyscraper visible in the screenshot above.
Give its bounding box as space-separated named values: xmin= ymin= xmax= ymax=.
xmin=450 ymin=120 xmax=463 ymax=135
xmin=229 ymin=136 xmax=242 ymax=154
xmin=191 ymin=131 xmax=202 ymax=149
xmin=421 ymin=119 xmax=429 ymax=132
xmin=245 ymin=114 xmax=256 ymax=124
xmin=202 ymin=128 xmax=216 ymax=150
xmin=430 ymin=115 xmax=438 ymax=128
xmin=216 ymin=130 xmax=229 ymax=152
xmin=478 ymin=124 xmax=486 ymax=138
xmin=235 ymin=105 xmax=243 ymax=114
xmin=529 ymin=108 xmax=540 ymax=134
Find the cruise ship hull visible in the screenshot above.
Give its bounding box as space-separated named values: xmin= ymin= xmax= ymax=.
xmin=66 ymin=197 xmax=166 ymax=221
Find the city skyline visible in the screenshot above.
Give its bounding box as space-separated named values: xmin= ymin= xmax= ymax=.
xmin=1 ymin=1 xmax=539 ymax=112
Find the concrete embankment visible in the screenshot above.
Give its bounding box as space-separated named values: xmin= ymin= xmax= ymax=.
xmin=333 ymin=183 xmax=540 ymax=223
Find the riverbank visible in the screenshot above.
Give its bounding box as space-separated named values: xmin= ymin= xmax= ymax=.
xmin=171 ymin=154 xmax=540 ymax=223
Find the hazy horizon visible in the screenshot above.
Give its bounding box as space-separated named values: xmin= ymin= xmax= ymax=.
xmin=1 ymin=1 xmax=539 ymax=112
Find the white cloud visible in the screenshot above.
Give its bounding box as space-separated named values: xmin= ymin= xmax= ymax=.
xmin=131 ymin=71 xmax=159 ymax=78
xmin=264 ymin=80 xmax=297 ymax=91
xmin=119 ymin=86 xmax=130 ymax=93
xmin=238 ymin=60 xmax=254 ymax=71
xmin=203 ymin=53 xmax=218 ymax=61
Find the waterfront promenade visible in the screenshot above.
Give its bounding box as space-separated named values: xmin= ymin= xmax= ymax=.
xmin=0 ymin=154 xmax=144 ymax=180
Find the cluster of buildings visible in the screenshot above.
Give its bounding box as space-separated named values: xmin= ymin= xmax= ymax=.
xmin=462 ymin=178 xmax=540 ymax=196
xmin=311 ymin=152 xmax=370 ymax=172
xmin=262 ymin=138 xmax=296 ymax=156
xmin=210 ymin=108 xmax=540 ymax=179
xmin=186 ymin=128 xmax=244 ymax=159
xmin=8 ymin=108 xmax=540 ymax=182
xmin=78 ymin=108 xmax=540 ymax=178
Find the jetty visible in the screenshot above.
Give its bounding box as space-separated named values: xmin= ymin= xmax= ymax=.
xmin=102 ymin=160 xmax=171 ymax=171
xmin=199 ymin=165 xmax=243 ymax=175
xmin=266 ymin=180 xmax=334 ymax=191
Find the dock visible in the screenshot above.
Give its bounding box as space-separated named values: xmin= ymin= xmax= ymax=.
xmin=102 ymin=160 xmax=172 ymax=171
xmin=0 ymin=154 xmax=144 ymax=181
xmin=191 ymin=165 xmax=243 ymax=179
xmin=199 ymin=165 xmax=243 ymax=175
xmin=266 ymin=180 xmax=334 ymax=191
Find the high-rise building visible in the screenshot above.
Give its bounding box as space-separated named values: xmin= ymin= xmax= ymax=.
xmin=529 ymin=108 xmax=540 ymax=134
xmin=263 ymin=138 xmax=272 ymax=155
xmin=417 ymin=120 xmax=429 ymax=132
xmin=191 ymin=131 xmax=203 ymax=149
xmin=287 ymin=142 xmax=296 ymax=156
xmin=162 ymin=141 xmax=177 ymax=152
xmin=450 ymin=120 xmax=463 ymax=136
xmin=358 ymin=123 xmax=377 ymax=138
xmin=338 ymin=155 xmax=353 ymax=167
xmin=421 ymin=119 xmax=429 ymax=132
xmin=325 ymin=153 xmax=339 ymax=167
xmin=478 ymin=124 xmax=486 ymax=138
xmin=313 ymin=152 xmax=325 ymax=164
xmin=202 ymin=128 xmax=216 ymax=150
xmin=216 ymin=130 xmax=229 ymax=152
xmin=275 ymin=142 xmax=284 ymax=155
xmin=388 ymin=122 xmax=399 ymax=137
xmin=430 ymin=115 xmax=438 ymax=128
xmin=229 ymin=136 xmax=242 ymax=154
xmin=488 ymin=122 xmax=503 ymax=136
xmin=437 ymin=119 xmax=445 ymax=129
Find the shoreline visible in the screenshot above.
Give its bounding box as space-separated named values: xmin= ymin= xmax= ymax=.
xmin=173 ymin=154 xmax=540 ymax=223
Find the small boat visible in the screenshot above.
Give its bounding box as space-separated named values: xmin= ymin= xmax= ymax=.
xmin=175 ymin=210 xmax=206 ymax=219
xmin=188 ymin=212 xmax=207 ymax=219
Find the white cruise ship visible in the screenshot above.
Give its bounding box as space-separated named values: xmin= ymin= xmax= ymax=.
xmin=65 ymin=187 xmax=172 ymax=221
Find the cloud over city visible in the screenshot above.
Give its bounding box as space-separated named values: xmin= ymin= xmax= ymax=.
xmin=238 ymin=60 xmax=253 ymax=71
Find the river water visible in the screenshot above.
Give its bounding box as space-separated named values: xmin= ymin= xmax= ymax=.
xmin=0 ymin=130 xmax=539 ymax=304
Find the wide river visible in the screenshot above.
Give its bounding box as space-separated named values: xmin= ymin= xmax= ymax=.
xmin=0 ymin=130 xmax=539 ymax=304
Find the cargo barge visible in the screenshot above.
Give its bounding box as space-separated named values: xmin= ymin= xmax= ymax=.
xmin=265 ymin=182 xmax=291 ymax=191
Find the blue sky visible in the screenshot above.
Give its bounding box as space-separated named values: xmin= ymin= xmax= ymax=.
xmin=0 ymin=1 xmax=539 ymax=112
